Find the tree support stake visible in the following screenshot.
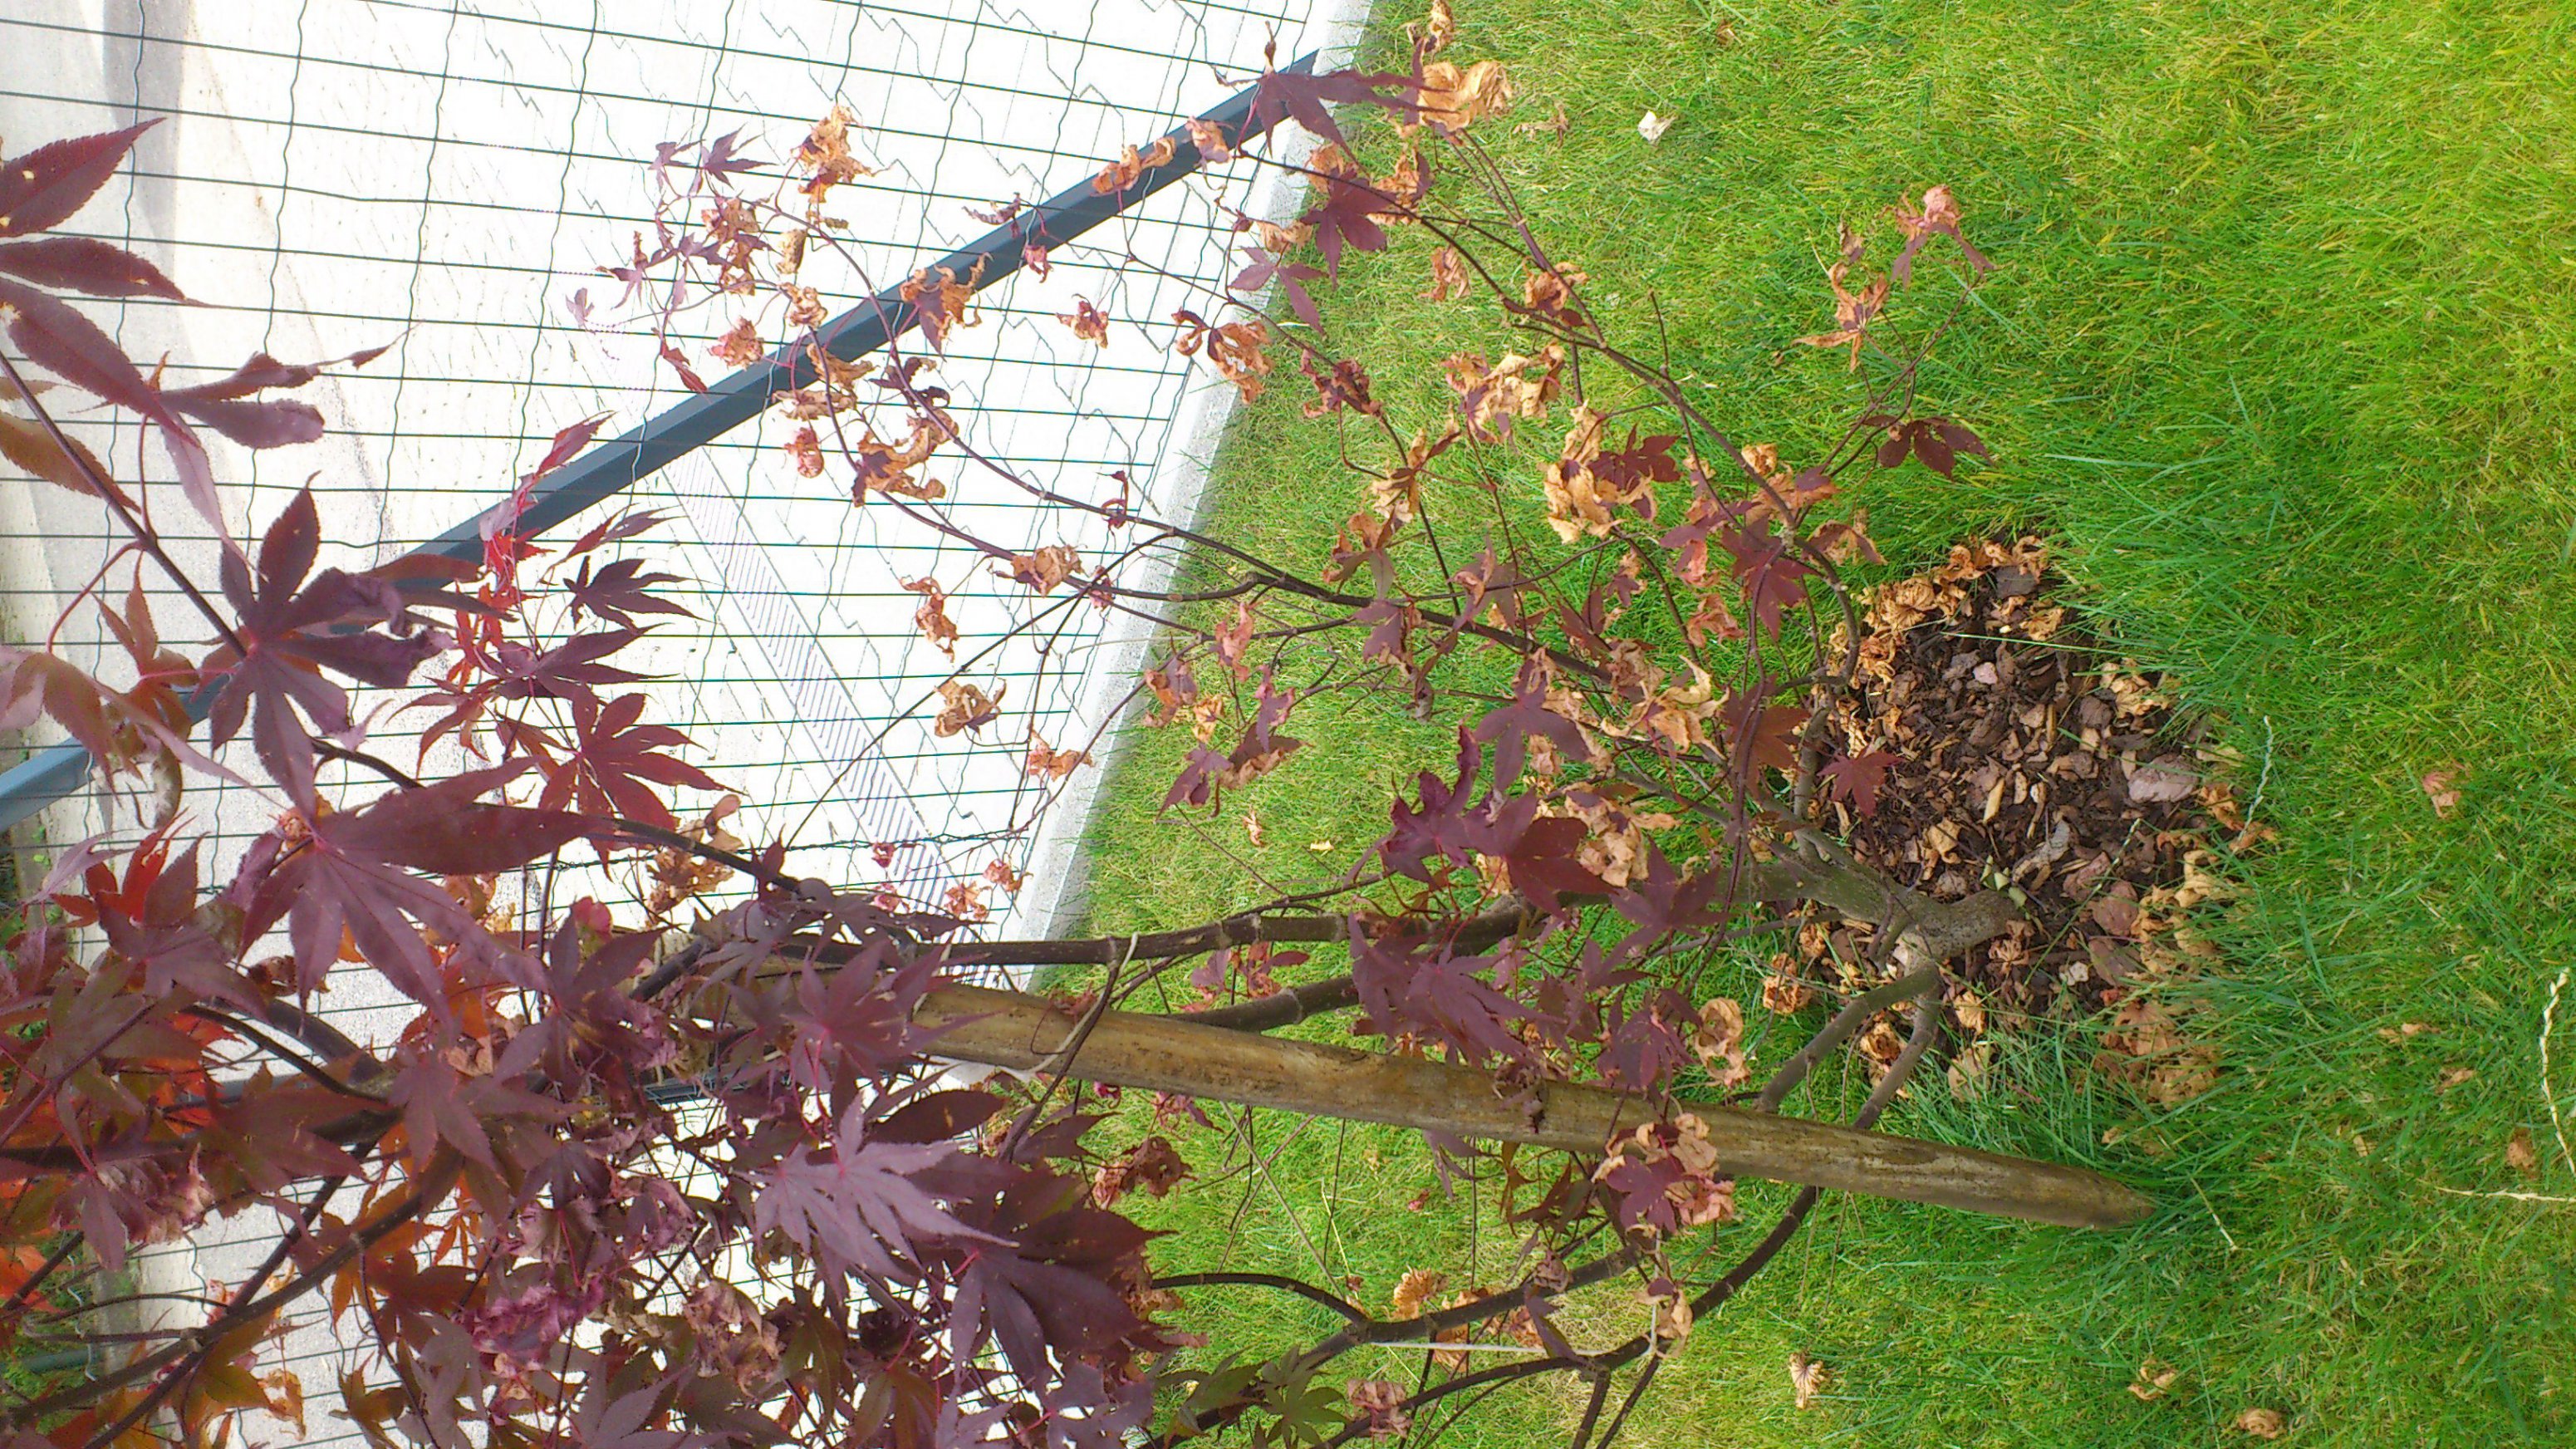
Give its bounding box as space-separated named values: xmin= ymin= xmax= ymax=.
xmin=913 ymin=983 xmax=2152 ymax=1230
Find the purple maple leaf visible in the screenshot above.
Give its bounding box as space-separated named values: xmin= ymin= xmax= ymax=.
xmin=240 ymin=762 xmax=589 ymax=1010
xmin=207 ymin=489 xmax=445 ymax=804
xmin=755 ymin=1111 xmax=998 ymax=1288
xmin=1717 ymin=518 xmax=1815 ymax=639
xmin=1821 ymin=749 xmax=1901 ymax=818
xmin=1246 ymin=66 xmax=1413 ymax=152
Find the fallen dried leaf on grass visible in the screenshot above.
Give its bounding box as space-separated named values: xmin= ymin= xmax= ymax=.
xmin=2097 ymin=994 xmax=2220 ymax=1105
xmin=1787 ymin=1352 xmax=1830 ymax=1409
xmin=2127 ymin=1358 xmax=2178 ymax=1402
xmin=2507 ymin=1126 xmax=2540 ymax=1176
xmin=2420 ymin=769 xmax=2461 ymax=818
xmin=1952 ymin=988 xmax=1986 ymax=1034
xmin=2235 ymin=1407 xmax=2286 ymax=1439
xmin=1516 ymin=101 xmax=1572 ymax=138
xmin=1636 ymin=111 xmax=1676 ymax=143
xmin=1761 ymin=962 xmax=1813 ymax=1014
xmin=2126 ymin=755 xmax=2199 ymax=803
xmin=1946 ymin=1039 xmax=1996 ymax=1099
xmin=1412 ymin=0 xmax=1455 ymax=54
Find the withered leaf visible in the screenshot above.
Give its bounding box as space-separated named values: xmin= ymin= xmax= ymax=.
xmin=2126 ymin=756 xmax=2198 ymax=803
xmin=1788 ymin=1353 xmax=1831 ymax=1410
xmin=2234 ymin=1407 xmax=2286 ymax=1440
xmin=2506 ymin=1125 xmax=2539 ymax=1176
xmin=935 ymin=679 xmax=1003 ymax=738
xmin=2420 ymin=769 xmax=2461 ymax=818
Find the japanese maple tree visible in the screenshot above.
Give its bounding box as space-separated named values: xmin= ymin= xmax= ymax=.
xmin=0 ymin=20 xmax=2143 ymax=1449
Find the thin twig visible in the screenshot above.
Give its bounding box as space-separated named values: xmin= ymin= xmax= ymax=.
xmin=1154 ymin=1271 xmax=1368 ymax=1321
xmin=16 ymin=1153 xmax=459 ymax=1430
xmin=996 ymin=936 xmax=1135 ymax=1160
xmin=0 ymin=351 xmax=248 ymax=656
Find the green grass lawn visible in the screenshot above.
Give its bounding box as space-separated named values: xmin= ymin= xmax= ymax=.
xmin=1068 ymin=1 xmax=2576 ymax=1442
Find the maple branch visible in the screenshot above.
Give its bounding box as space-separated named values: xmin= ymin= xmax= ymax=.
xmin=602 ymin=817 xmax=798 ymax=892
xmin=1314 ymin=982 xmax=1955 ymax=1449
xmin=1322 ymin=1356 xmax=1566 ymax=1449
xmin=1754 ymin=964 xmax=1939 ymax=1113
xmin=65 ymin=1170 xmax=367 ymax=1449
xmin=1586 ymin=1356 xmax=1667 ymax=1449
xmin=1155 ymin=1270 xmax=1368 ymax=1322
xmin=1178 ymin=974 xmax=1359 ymax=1031
xmin=0 ymin=1235 xmax=83 ymax=1318
xmin=186 ymin=1007 xmax=388 ymax=1103
xmin=33 ymin=1289 xmax=230 ymax=1323
xmin=808 ymin=899 xmax=1530 ymax=975
xmin=997 ymin=942 xmax=1129 ymax=1160
xmin=1622 ymin=772 xmax=2025 ymax=960
xmin=11 ymin=1152 xmax=459 ymax=1430
xmin=311 ymin=737 xmax=424 ymax=787
xmin=852 ymin=357 xmax=1606 ymax=679
xmin=1567 ymin=1369 xmax=1615 ymax=1449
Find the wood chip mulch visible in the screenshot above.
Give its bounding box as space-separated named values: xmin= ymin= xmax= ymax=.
xmin=1774 ymin=537 xmax=2269 ymax=1097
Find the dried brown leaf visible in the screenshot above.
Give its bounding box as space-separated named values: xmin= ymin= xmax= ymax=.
xmin=1788 ymin=1352 xmax=1831 ymax=1410
xmin=2127 ymin=755 xmax=2198 ymax=803
xmin=2235 ymin=1407 xmax=2286 ymax=1439
xmin=2128 ymin=1358 xmax=2178 ymax=1402
xmin=1409 ymin=60 xmax=1512 ymax=138
xmin=2420 ymin=769 xmax=2461 ymax=818
xmin=2507 ymin=1125 xmax=2540 ymax=1176
xmin=1390 ymin=1269 xmax=1446 ymax=1319
xmin=1024 ymin=730 xmax=1092 ymax=782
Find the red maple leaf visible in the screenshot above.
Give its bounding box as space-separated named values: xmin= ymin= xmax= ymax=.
xmin=1821 ymin=749 xmax=1901 ymax=818
xmin=563 ymin=557 xmax=694 ymax=630
xmin=1716 ymin=518 xmax=1815 ymax=638
xmin=498 ymin=691 xmax=726 ymax=831
xmin=754 ymin=1112 xmax=994 ymax=1285
xmin=487 ymin=627 xmax=656 ymax=705
xmin=0 ymin=236 xmax=181 ymax=299
xmin=1871 ymin=415 xmax=1990 ymax=478
xmin=1302 ymin=172 xmax=1392 ymax=278
xmin=1247 ymin=66 xmax=1413 ymax=152
xmin=560 ymin=506 xmax=673 ymax=560
xmin=1719 ymin=693 xmax=1809 ymax=775
xmin=240 ymin=763 xmax=589 ymax=1010
xmin=204 ymin=489 xmax=446 ymax=804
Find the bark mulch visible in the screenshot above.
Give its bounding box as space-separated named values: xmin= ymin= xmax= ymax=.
xmin=1783 ymin=536 xmax=2267 ymax=1100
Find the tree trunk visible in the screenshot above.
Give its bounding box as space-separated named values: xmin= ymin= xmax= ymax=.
xmin=915 ymin=984 xmax=2151 ymax=1230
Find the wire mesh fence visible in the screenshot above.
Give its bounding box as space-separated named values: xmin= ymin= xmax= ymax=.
xmin=0 ymin=0 xmax=1364 ymax=1432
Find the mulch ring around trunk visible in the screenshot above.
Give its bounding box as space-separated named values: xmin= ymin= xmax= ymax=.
xmin=1774 ymin=535 xmax=2272 ymax=1104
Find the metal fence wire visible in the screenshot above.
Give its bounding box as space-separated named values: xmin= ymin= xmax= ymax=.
xmin=0 ymin=0 xmax=1364 ymax=1429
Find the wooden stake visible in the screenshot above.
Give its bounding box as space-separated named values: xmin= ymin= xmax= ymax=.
xmin=916 ymin=984 xmax=2152 ymax=1230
